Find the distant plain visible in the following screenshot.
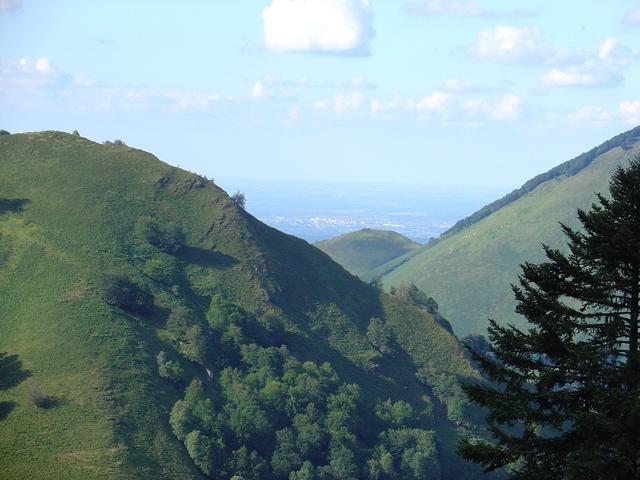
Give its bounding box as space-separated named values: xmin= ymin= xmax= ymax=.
xmin=218 ymin=179 xmax=507 ymax=243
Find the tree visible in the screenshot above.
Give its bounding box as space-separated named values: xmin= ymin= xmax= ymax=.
xmin=185 ymin=430 xmax=212 ymax=476
xmin=156 ymin=351 xmax=185 ymax=383
xmin=459 ymin=159 xmax=640 ymax=479
xmin=231 ymin=191 xmax=246 ymax=209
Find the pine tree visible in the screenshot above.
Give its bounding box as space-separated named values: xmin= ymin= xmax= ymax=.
xmin=458 ymin=158 xmax=640 ymax=479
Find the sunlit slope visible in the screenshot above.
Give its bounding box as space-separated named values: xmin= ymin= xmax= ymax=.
xmin=382 ymin=133 xmax=640 ymax=337
xmin=316 ymin=228 xmax=421 ymax=277
xmin=0 ymin=131 xmax=483 ymax=479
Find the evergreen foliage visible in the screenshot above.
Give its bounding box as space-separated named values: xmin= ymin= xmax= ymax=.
xmin=459 ymin=159 xmax=640 ymax=479
xmin=231 ymin=191 xmax=246 ymax=209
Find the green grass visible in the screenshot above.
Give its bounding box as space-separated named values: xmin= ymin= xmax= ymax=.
xmin=315 ymin=228 xmax=420 ymax=277
xmin=382 ymin=137 xmax=640 ymax=337
xmin=0 ymin=131 xmax=486 ymax=479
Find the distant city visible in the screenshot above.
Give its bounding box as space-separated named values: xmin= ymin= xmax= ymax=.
xmin=217 ymin=179 xmax=508 ymax=243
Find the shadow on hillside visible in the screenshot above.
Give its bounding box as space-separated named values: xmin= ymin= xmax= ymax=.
xmin=0 ymin=401 xmax=16 ymax=420
xmin=178 ymin=246 xmax=238 ymax=269
xmin=0 ymin=198 xmax=30 ymax=215
xmin=0 ymin=353 xmax=32 ymax=390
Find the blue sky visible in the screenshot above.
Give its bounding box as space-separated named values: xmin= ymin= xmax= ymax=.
xmin=1 ymin=0 xmax=639 ymax=188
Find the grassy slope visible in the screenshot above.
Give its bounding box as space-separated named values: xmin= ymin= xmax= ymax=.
xmin=382 ymin=139 xmax=640 ymax=338
xmin=315 ymin=228 xmax=421 ymax=277
xmin=0 ymin=132 xmax=481 ymax=479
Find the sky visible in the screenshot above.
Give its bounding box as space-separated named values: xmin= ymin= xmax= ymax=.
xmin=1 ymin=0 xmax=639 ymax=188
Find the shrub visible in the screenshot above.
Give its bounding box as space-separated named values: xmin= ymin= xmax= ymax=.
xmin=100 ymin=274 xmax=153 ymax=314
xmin=156 ymin=351 xmax=185 ymax=383
xmin=185 ymin=430 xmax=213 ymax=476
xmin=231 ymin=191 xmax=246 ymax=209
xmin=0 ymin=130 xmax=10 ymax=135
xmin=135 ymin=217 xmax=185 ymax=254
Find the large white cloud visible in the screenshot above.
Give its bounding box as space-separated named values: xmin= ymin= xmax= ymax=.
xmin=262 ymin=0 xmax=375 ymax=55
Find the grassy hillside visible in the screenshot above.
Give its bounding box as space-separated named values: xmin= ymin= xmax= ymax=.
xmin=315 ymin=228 xmax=420 ymax=277
xmin=0 ymin=131 xmax=487 ymax=479
xmin=382 ymin=128 xmax=640 ymax=338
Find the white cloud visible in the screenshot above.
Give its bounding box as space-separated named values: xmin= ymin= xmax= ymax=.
xmin=567 ymin=100 xmax=640 ymax=127
xmin=314 ymin=91 xmax=362 ymax=114
xmin=623 ymin=8 xmax=640 ymax=27
xmin=619 ymin=100 xmax=640 ymax=125
xmin=250 ymin=80 xmax=266 ymax=99
xmin=540 ymin=38 xmax=631 ymax=88
xmin=262 ymin=0 xmax=375 ymax=55
xmin=468 ymin=26 xmax=555 ymax=63
xmin=598 ymin=38 xmax=632 ymax=63
xmin=262 ymin=75 xmax=377 ymax=90
xmin=541 ymin=68 xmax=621 ymax=87
xmin=465 ymin=94 xmax=522 ymax=121
xmin=249 ymin=79 xmax=297 ymax=101
xmin=370 ymin=94 xmax=413 ymax=115
xmin=439 ymin=78 xmax=503 ymax=94
xmin=34 ymin=58 xmax=54 ymax=74
xmin=164 ymin=91 xmax=231 ymax=112
xmin=417 ymin=90 xmax=449 ymax=111
xmin=403 ymin=0 xmax=533 ymax=18
xmin=568 ymin=106 xmax=613 ymax=126
xmin=288 ymin=105 xmax=301 ymax=120
xmin=0 ymin=57 xmax=61 ymax=90
xmin=0 ymin=0 xmax=22 ymax=11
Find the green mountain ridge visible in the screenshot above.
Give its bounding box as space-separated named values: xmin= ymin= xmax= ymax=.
xmin=380 ymin=126 xmax=640 ymax=337
xmin=0 ymin=131 xmax=486 ymax=479
xmin=315 ymin=228 xmax=421 ymax=277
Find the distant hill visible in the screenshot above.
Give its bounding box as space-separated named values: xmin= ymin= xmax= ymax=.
xmin=316 ymin=228 xmax=421 ymax=277
xmin=381 ymin=126 xmax=640 ymax=338
xmin=0 ymin=132 xmax=488 ymax=479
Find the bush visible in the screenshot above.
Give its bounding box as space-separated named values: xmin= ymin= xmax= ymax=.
xmin=0 ymin=130 xmax=10 ymax=135
xmin=100 ymin=274 xmax=153 ymax=314
xmin=156 ymin=351 xmax=185 ymax=383
xmin=135 ymin=217 xmax=185 ymax=254
xmin=231 ymin=191 xmax=246 ymax=209
xmin=185 ymin=430 xmax=212 ymax=476
xmin=72 ymin=130 xmax=80 ymax=136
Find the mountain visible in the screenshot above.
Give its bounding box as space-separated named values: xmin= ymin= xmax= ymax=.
xmin=315 ymin=228 xmax=421 ymax=277
xmin=0 ymin=131 xmax=487 ymax=480
xmin=380 ymin=126 xmax=640 ymax=338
